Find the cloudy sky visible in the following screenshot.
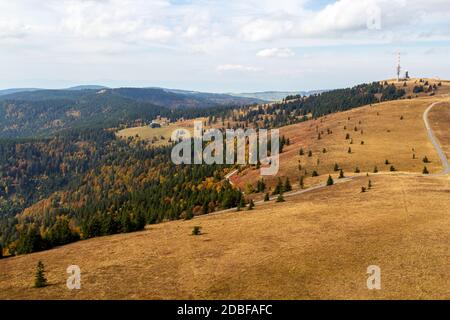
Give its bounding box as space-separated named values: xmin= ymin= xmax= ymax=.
xmin=1 ymin=0 xmax=450 ymax=92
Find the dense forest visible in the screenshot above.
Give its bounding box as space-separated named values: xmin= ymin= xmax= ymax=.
xmin=0 ymin=127 xmax=244 ymax=255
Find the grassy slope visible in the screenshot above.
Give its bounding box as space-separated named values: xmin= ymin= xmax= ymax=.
xmin=1 ymin=83 xmax=449 ymax=300
xmin=231 ymin=96 xmax=448 ymax=191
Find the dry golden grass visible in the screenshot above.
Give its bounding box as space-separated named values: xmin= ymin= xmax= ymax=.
xmin=231 ymin=96 xmax=449 ymax=191
xmin=428 ymin=102 xmax=450 ymax=159
xmin=116 ymin=118 xmax=202 ymax=146
xmin=1 ymin=174 xmax=449 ymax=300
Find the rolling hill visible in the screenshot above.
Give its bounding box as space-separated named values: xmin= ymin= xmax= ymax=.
xmin=0 ymin=79 xmax=449 ymax=299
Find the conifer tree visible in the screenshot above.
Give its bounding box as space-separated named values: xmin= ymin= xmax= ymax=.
xmin=334 ymin=163 xmax=340 ymax=172
xmin=34 ymin=261 xmax=47 ymax=288
xmin=284 ymin=178 xmax=292 ymax=192
xmin=326 ymin=175 xmax=334 ymax=186
xmin=299 ymin=176 xmax=304 ymax=189
xmin=373 ymin=166 xmax=378 ymax=173
xmin=264 ymin=193 xmax=270 ymax=201
xmin=423 ymin=166 xmax=429 ymax=174
xmin=276 ymin=193 xmax=285 ymax=202
xmin=423 ymin=156 xmax=429 ymax=163
xmin=248 ymin=199 xmax=255 ymax=210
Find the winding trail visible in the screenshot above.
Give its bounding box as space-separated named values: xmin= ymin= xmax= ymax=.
xmin=423 ymin=101 xmax=450 ymax=175
xmin=216 ymin=100 xmax=449 ymax=215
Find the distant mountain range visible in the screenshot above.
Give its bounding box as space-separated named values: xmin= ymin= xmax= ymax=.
xmin=229 ymin=90 xmax=326 ymax=101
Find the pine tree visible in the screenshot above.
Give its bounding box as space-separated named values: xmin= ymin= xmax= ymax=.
xmin=264 ymin=193 xmax=270 ymax=201
xmin=284 ymin=178 xmax=292 ymax=192
xmin=326 ymin=175 xmax=334 ymax=186
xmin=272 ymin=178 xmax=283 ymax=195
xmin=34 ymin=261 xmax=47 ymax=288
xmin=248 ymin=199 xmax=255 ymax=210
xmin=276 ymin=193 xmax=285 ymax=202
xmin=423 ymin=156 xmax=429 ymax=163
xmin=299 ymin=176 xmax=304 ymax=189
xmin=334 ymin=163 xmax=340 ymax=172
xmin=339 ymin=169 xmax=345 ymax=179
xmin=423 ymin=166 xmax=429 ymax=174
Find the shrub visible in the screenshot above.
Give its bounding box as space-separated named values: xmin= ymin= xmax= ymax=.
xmin=192 ymin=226 xmax=202 ymax=236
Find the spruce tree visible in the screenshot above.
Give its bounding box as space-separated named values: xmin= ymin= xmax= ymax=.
xmin=248 ymin=199 xmax=255 ymax=210
xmin=339 ymin=169 xmax=345 ymax=179
xmin=423 ymin=166 xmax=429 ymax=174
xmin=284 ymin=178 xmax=292 ymax=192
xmin=276 ymin=193 xmax=285 ymax=202
xmin=299 ymin=176 xmax=304 ymax=189
xmin=34 ymin=261 xmax=47 ymax=288
xmin=334 ymin=163 xmax=340 ymax=172
xmin=423 ymin=156 xmax=429 ymax=163
xmin=326 ymin=175 xmax=334 ymax=186
xmin=264 ymin=193 xmax=270 ymax=201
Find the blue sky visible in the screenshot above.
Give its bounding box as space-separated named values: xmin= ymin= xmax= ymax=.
xmin=1 ymin=0 xmax=450 ymax=92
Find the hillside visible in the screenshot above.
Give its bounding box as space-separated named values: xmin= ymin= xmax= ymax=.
xmin=0 ymin=87 xmax=261 ymax=138
xmin=1 ymin=174 xmax=448 ymax=299
xmin=230 ymin=79 xmax=450 ymax=192
xmin=0 ymin=81 xmax=449 ymax=299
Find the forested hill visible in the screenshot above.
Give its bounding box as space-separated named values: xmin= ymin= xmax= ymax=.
xmin=0 ymin=87 xmax=263 ymax=138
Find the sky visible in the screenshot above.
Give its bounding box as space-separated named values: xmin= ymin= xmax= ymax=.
xmin=1 ymin=0 xmax=450 ymax=92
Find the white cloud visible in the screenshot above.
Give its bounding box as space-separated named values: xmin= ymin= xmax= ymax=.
xmin=257 ymin=48 xmax=295 ymax=58
xmin=217 ymin=64 xmax=262 ymax=72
